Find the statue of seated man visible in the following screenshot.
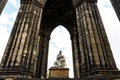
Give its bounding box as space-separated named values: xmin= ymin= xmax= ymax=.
xmin=53 ymin=51 xmax=67 ymax=68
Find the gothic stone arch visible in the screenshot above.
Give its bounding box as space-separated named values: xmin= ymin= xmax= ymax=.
xmin=0 ymin=0 xmax=120 ymax=79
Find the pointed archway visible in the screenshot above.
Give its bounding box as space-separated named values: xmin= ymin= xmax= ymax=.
xmin=47 ymin=25 xmax=74 ymax=78
xmin=41 ymin=0 xmax=76 ymax=33
xmin=38 ymin=0 xmax=78 ymax=78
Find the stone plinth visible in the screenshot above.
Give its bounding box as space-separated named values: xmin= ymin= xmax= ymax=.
xmin=49 ymin=67 xmax=69 ymax=78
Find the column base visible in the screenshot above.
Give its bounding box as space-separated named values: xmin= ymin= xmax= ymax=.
xmin=0 ymin=68 xmax=33 ymax=79
xmin=81 ymin=69 xmax=120 ymax=79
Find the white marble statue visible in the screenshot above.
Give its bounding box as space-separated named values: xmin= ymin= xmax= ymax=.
xmin=53 ymin=51 xmax=67 ymax=68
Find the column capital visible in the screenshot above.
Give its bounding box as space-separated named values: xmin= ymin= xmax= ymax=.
xmin=21 ymin=0 xmax=47 ymax=8
xmin=72 ymin=0 xmax=97 ymax=8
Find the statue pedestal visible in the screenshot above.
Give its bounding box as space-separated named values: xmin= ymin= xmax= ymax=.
xmin=49 ymin=67 xmax=69 ymax=78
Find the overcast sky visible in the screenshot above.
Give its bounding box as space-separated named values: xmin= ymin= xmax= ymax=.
xmin=0 ymin=0 xmax=120 ymax=78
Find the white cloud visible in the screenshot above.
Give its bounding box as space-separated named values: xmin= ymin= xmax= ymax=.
xmin=0 ymin=3 xmax=19 ymax=62
xmin=0 ymin=12 xmax=18 ymax=26
xmin=0 ymin=13 xmax=12 ymax=26
xmin=0 ymin=13 xmax=10 ymax=62
xmin=0 ymin=26 xmax=9 ymax=62
xmin=50 ymin=26 xmax=71 ymax=50
xmin=8 ymin=0 xmax=18 ymax=8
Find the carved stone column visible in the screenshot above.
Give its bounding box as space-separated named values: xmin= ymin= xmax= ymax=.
xmin=71 ymin=25 xmax=80 ymax=78
xmin=41 ymin=34 xmax=50 ymax=78
xmin=34 ymin=33 xmax=44 ymax=78
xmin=110 ymin=0 xmax=120 ymax=21
xmin=73 ymin=0 xmax=120 ymax=78
xmin=71 ymin=36 xmax=80 ymax=78
xmin=33 ymin=24 xmax=50 ymax=78
xmin=39 ymin=25 xmax=50 ymax=78
xmin=0 ymin=0 xmax=8 ymax=15
xmin=0 ymin=0 xmax=46 ymax=78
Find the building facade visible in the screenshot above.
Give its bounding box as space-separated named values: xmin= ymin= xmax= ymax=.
xmin=0 ymin=0 xmax=120 ymax=79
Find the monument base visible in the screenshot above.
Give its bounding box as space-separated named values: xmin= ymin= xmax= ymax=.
xmin=49 ymin=67 xmax=69 ymax=78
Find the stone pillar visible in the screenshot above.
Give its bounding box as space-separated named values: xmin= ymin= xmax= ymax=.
xmin=73 ymin=0 xmax=120 ymax=78
xmin=40 ymin=28 xmax=50 ymax=78
xmin=0 ymin=0 xmax=8 ymax=15
xmin=0 ymin=0 xmax=46 ymax=78
xmin=34 ymin=33 xmax=44 ymax=78
xmin=71 ymin=34 xmax=80 ymax=77
xmin=110 ymin=0 xmax=120 ymax=21
xmin=33 ymin=24 xmax=50 ymax=78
